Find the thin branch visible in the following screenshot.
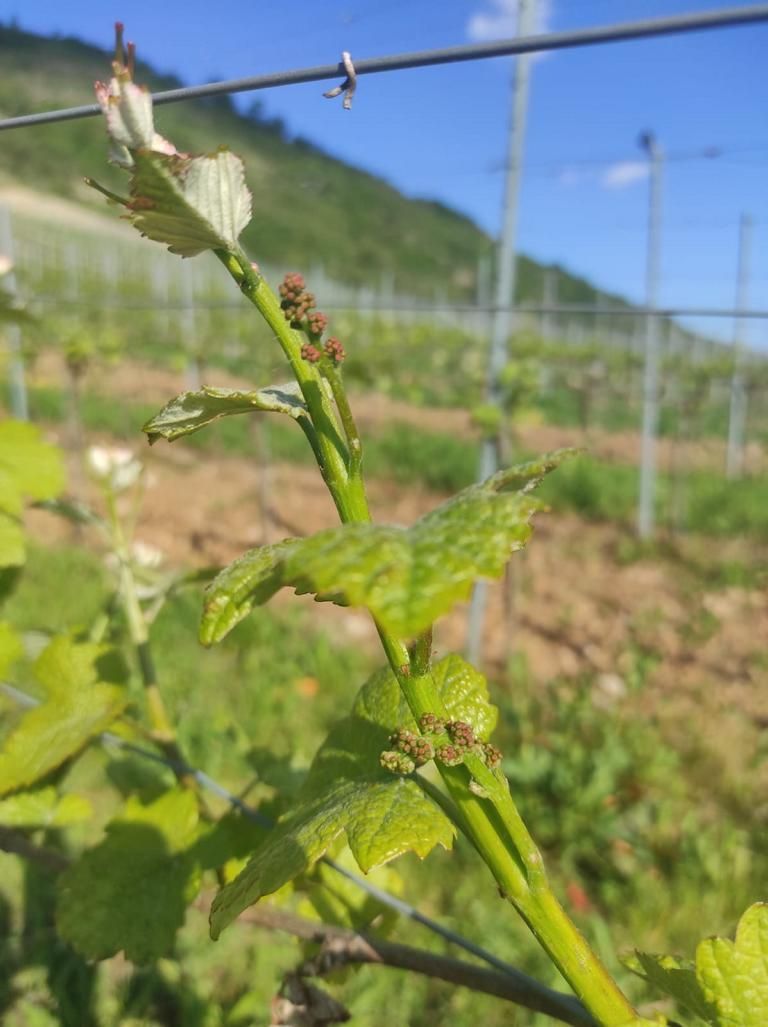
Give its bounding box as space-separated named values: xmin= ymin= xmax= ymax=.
xmin=0 ymin=827 xmax=70 ymax=873
xmin=238 ymin=903 xmax=597 ymax=1027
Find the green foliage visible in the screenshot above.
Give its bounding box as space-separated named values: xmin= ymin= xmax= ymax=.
xmin=0 ymin=621 xmax=22 ymax=676
xmin=202 ymin=452 xmax=571 ymax=644
xmin=0 ymin=636 xmax=126 ymax=795
xmin=143 ymin=382 xmax=309 ymax=443
xmin=210 ymin=653 xmax=495 ymax=938
xmin=0 ymin=787 xmax=91 ymax=827
xmin=56 ymin=788 xmax=201 ymax=962
xmin=628 ymin=904 xmax=768 ymax=1026
xmin=697 ymin=904 xmax=768 ymax=1025
xmin=0 ymin=422 xmax=65 ymax=568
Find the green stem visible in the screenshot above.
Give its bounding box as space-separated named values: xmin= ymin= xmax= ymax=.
xmin=215 ymin=250 xmax=369 ymax=525
xmin=104 ymin=490 xmax=198 ymax=792
xmin=322 ymin=360 xmax=363 ymax=477
xmin=222 ymin=251 xmax=636 ymax=1025
xmin=375 ymin=630 xmax=635 ymax=1025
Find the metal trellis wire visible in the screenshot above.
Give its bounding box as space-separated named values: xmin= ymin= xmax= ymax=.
xmin=1 ymin=5 xmax=768 ymax=131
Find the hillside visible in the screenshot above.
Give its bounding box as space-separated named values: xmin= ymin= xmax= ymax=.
xmin=0 ymin=24 xmax=633 ymax=311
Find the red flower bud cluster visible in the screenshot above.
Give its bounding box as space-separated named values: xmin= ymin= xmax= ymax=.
xmin=388 ymin=728 xmax=434 ymax=767
xmin=279 ymin=272 xmax=316 ymax=325
xmin=300 ymin=343 xmax=322 ymax=364
xmin=279 ymin=272 xmax=305 ymax=298
xmin=446 ymin=721 xmax=476 ymax=750
xmin=481 ymin=742 xmax=502 ymax=769
xmin=418 ymin=713 xmax=446 ymax=735
xmin=435 ymin=744 xmax=464 ymax=767
xmin=280 ymin=273 xmax=347 ymax=365
xmin=324 ymin=337 xmax=345 ymax=365
xmin=307 ymin=311 xmax=329 ymax=337
xmin=380 ymin=750 xmax=415 ymax=775
xmin=381 ymin=714 xmax=502 ymax=775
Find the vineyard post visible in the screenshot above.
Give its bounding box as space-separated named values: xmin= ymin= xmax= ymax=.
xmin=725 ymin=212 xmax=753 ymax=479
xmin=636 ymin=131 xmax=663 ymax=540
xmin=0 ymin=205 xmax=29 ymax=420
xmin=467 ymin=0 xmax=536 ymax=666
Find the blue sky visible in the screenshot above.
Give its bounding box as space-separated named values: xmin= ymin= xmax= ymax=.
xmin=3 ymin=0 xmax=767 ymax=347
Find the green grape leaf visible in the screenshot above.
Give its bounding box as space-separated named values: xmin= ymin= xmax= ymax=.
xmin=192 ymin=809 xmax=271 ymax=872
xmin=619 ymin=1020 xmax=669 ymax=1026
xmin=626 ymin=905 xmax=768 ymax=1025
xmin=208 ymin=654 xmax=489 ymax=939
xmin=626 ymin=952 xmax=719 ymax=1022
xmin=300 ymin=845 xmax=404 ymax=933
xmin=0 ymin=787 xmax=92 ymax=827
xmin=202 ymin=451 xmax=573 ymax=644
xmin=0 ymin=621 xmax=22 ymax=677
xmin=0 ymin=637 xmax=126 ymax=795
xmin=143 ymin=382 xmax=308 ymax=444
xmin=0 ymin=422 xmax=65 ymax=568
xmin=56 ymin=788 xmax=200 ymax=963
xmin=0 ymin=515 xmax=24 ymax=568
xmin=696 ymin=903 xmax=768 ymax=1026
xmin=127 ymin=149 xmax=252 ymax=257
xmin=0 ymin=421 xmax=65 ymax=500
xmin=200 ymin=539 xmax=302 ymax=645
xmin=351 ymin=654 xmax=498 ymax=744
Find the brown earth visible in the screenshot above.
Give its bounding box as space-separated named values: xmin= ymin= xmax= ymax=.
xmin=32 ymin=350 xmax=768 ymax=475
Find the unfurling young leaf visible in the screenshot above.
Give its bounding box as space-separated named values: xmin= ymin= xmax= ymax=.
xmin=209 ymin=654 xmax=495 ymax=939
xmin=57 ymin=788 xmax=200 ymax=963
xmin=201 ymin=450 xmax=574 ymax=644
xmin=143 ymin=383 xmax=309 ymax=443
xmin=125 ymin=149 xmax=252 ymax=258
xmin=91 ymin=32 xmax=252 ymax=257
xmin=0 ymin=636 xmax=126 ymax=795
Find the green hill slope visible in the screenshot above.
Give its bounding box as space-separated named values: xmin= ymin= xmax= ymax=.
xmin=0 ymin=24 xmax=626 ymax=310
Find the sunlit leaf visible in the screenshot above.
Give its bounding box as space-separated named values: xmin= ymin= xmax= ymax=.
xmin=210 ymin=653 xmax=494 ymax=938
xmin=57 ymin=789 xmax=200 ymax=963
xmin=143 ymin=383 xmax=308 ymax=444
xmin=0 ymin=621 xmax=22 ymax=678
xmin=200 ymin=539 xmax=302 ymax=645
xmin=0 ymin=421 xmax=65 ymax=501
xmin=626 ymin=952 xmax=718 ymax=1022
xmin=696 ymin=904 xmax=768 ymax=1026
xmin=202 ymin=451 xmax=573 ymax=644
xmin=0 ymin=787 xmax=91 ymax=827
xmin=627 ymin=904 xmax=768 ymax=1025
xmin=0 ymin=637 xmax=126 ymax=795
xmin=0 ymin=422 xmax=65 ymax=568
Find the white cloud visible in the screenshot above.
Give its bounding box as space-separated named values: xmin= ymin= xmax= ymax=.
xmin=468 ymin=0 xmax=553 ymax=43
xmin=601 ymin=161 xmax=649 ymax=189
xmin=557 ymin=166 xmax=590 ymax=187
